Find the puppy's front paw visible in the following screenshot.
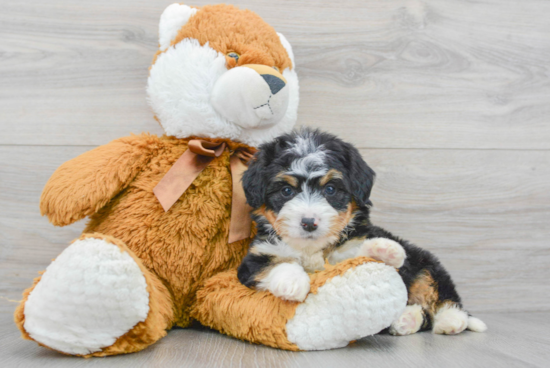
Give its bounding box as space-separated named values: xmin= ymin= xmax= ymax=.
xmin=359 ymin=238 xmax=406 ymax=268
xmin=258 ymin=263 xmax=311 ymax=302
xmin=389 ymin=304 xmax=424 ymax=336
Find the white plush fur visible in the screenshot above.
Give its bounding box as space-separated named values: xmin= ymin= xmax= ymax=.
xmin=467 ymin=316 xmax=488 ymax=332
xmin=389 ymin=304 xmax=424 ymax=336
xmin=210 ymin=66 xmax=290 ymax=129
xmin=277 ymin=33 xmax=295 ymax=65
xmin=23 ymin=238 xmax=149 ymax=355
xmin=148 ymin=14 xmax=300 ymax=147
xmin=159 ymin=4 xmax=198 ymax=51
xmin=238 ymin=33 xmax=299 ymax=146
xmin=433 ymin=304 xmax=469 ymax=335
xmin=286 ymin=262 xmax=407 ymax=350
xmin=147 ymin=39 xmax=230 ymax=140
xmin=257 ymin=263 xmax=310 ymax=302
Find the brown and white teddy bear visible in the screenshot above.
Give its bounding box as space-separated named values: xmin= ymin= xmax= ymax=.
xmin=14 ymin=3 xmax=407 ymax=356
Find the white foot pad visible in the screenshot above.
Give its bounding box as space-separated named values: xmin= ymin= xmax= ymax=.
xmin=24 ymin=237 xmax=150 ymax=355
xmin=286 ymin=262 xmax=407 ymax=350
xmin=359 ymin=238 xmax=406 ymax=268
xmin=389 ymin=304 xmax=424 ymax=336
xmin=433 ymin=305 xmax=468 ymax=335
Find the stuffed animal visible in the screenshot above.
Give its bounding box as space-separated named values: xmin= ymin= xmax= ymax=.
xmin=14 ymin=3 xmax=407 ymax=356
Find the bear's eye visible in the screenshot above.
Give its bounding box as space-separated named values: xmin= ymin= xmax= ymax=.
xmin=273 ymin=66 xmax=280 ymax=72
xmin=281 ymin=186 xmax=294 ymax=198
xmin=227 ymin=52 xmax=240 ymax=63
xmin=324 ymin=185 xmax=337 ymax=196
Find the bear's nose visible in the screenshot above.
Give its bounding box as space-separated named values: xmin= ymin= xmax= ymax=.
xmin=211 ymin=63 xmax=290 ymax=130
xmin=261 ymin=74 xmax=286 ymax=95
xmin=301 ymin=218 xmax=318 ymax=232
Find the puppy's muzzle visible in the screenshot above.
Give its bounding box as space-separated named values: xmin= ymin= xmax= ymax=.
xmin=210 ymin=64 xmax=290 ymax=129
xmin=301 ymin=217 xmax=318 ymax=232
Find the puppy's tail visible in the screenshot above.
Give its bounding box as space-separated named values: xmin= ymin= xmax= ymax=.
xmin=467 ymin=315 xmax=488 ymax=332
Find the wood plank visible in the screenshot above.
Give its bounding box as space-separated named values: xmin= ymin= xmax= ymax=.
xmin=1 ymin=146 xmax=549 ymax=314
xmin=1 ymin=312 xmax=550 ymax=367
xmin=0 ymin=146 xmax=89 ymax=313
xmin=1 ymin=0 xmax=549 ymax=148
xmin=363 ymin=148 xmax=550 ymax=313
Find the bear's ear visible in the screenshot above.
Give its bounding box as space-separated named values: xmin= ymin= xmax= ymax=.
xmin=159 ymin=3 xmax=198 ymax=51
xmin=277 ymin=32 xmax=295 ymax=68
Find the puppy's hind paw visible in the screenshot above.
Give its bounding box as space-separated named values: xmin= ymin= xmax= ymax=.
xmin=359 ymin=238 xmax=406 ymax=268
xmin=433 ymin=304 xmax=469 ymax=335
xmin=258 ymin=263 xmax=310 ymax=302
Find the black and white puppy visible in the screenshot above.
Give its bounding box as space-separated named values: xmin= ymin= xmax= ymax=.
xmin=237 ymin=128 xmax=487 ymax=336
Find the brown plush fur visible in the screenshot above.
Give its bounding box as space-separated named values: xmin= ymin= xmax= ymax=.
xmin=310 ymin=257 xmax=382 ymax=294
xmin=40 ymin=134 xmax=253 ymax=328
xmin=15 ymin=4 xmax=385 ymax=355
xmin=14 ymin=233 xmax=175 ymax=357
xmin=79 ymin=233 xmax=174 ymax=357
xmin=191 ymin=257 xmax=381 ymax=351
xmin=17 ymin=133 xmax=385 ymax=355
xmin=17 ymin=133 xmax=266 ymax=354
xmin=192 ymin=269 xmax=301 ymax=351
xmin=152 ymin=4 xmax=293 ymax=71
xmin=14 ymin=274 xmax=41 ymax=342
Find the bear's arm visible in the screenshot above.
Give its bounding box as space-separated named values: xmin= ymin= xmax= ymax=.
xmin=40 ymin=135 xmax=158 ymax=226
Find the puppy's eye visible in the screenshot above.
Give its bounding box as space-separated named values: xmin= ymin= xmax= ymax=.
xmin=281 ymin=186 xmax=294 ymax=197
xmin=324 ymin=185 xmax=337 ymax=196
xmin=227 ymin=52 xmax=240 ymax=63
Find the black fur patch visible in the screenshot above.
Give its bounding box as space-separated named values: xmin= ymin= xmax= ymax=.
xmin=237 ymin=253 xmax=274 ymax=288
xmin=242 ymin=128 xmax=375 ymax=212
xmin=241 ymin=128 xmax=466 ymax=328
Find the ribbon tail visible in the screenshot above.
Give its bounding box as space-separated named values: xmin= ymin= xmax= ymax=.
xmin=228 ymin=155 xmax=253 ymax=243
xmin=153 ymin=149 xmax=214 ymax=212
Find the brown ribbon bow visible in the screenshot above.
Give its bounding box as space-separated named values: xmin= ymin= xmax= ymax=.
xmin=153 ymin=139 xmax=255 ymax=244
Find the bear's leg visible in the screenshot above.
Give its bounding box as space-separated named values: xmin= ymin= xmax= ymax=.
xmin=191 ymin=257 xmax=407 ymax=351
xmin=14 ymin=233 xmax=174 ymax=357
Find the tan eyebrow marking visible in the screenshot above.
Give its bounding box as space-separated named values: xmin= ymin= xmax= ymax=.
xmin=319 ymin=169 xmax=343 ymax=186
xmin=275 ymin=172 xmax=299 ymax=187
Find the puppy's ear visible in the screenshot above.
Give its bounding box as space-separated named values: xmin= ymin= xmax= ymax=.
xmin=346 ymin=146 xmax=375 ymax=207
xmin=242 ymin=150 xmax=268 ymax=209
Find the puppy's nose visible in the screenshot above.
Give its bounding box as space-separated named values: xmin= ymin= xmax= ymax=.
xmin=261 ymin=74 xmax=286 ymax=95
xmin=301 ymin=218 xmax=318 ymax=232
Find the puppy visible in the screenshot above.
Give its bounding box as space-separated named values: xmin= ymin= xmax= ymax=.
xmin=238 ymin=128 xmax=487 ymax=336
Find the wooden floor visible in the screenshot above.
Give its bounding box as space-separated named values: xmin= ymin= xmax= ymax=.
xmin=1 ymin=0 xmax=550 ymax=364
xmin=2 ymin=312 xmax=549 ymax=368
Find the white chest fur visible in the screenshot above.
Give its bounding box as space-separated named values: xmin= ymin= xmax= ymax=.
xmin=300 ymin=251 xmax=326 ymax=273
